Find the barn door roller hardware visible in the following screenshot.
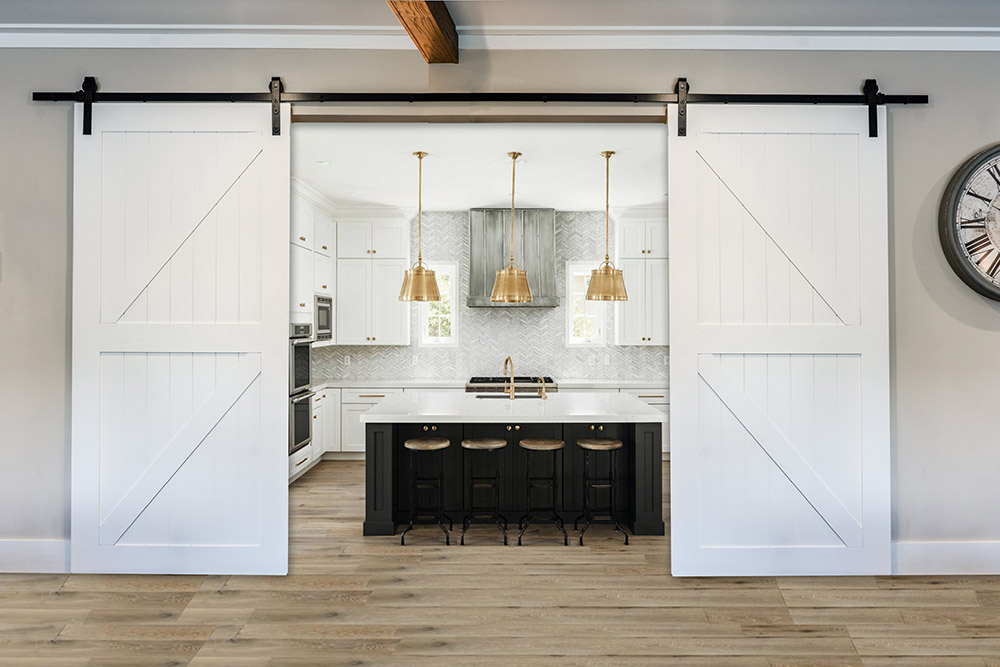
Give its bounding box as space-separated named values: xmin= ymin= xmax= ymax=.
xmin=34 ymin=76 xmax=927 ymax=137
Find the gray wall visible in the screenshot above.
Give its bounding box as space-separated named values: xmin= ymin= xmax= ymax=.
xmin=2 ymin=47 xmax=999 ymax=545
xmin=313 ymin=210 xmax=668 ymax=382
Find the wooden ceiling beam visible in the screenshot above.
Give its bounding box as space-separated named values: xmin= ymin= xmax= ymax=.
xmin=387 ymin=1 xmax=459 ymax=64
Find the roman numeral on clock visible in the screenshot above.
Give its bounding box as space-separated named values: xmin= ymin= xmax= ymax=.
xmin=966 ymin=233 xmax=993 ymax=255
xmin=961 ymin=217 xmax=987 ymax=228
xmin=967 ymin=190 xmax=993 ymax=204
xmin=980 ymin=250 xmax=1000 ymax=279
xmin=988 ymin=165 xmax=1000 ymax=188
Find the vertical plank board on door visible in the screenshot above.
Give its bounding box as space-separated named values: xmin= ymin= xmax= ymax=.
xmin=741 ymin=134 xmax=767 ymax=325
xmin=810 ymin=135 xmax=838 ymax=325
xmin=836 ymin=355 xmax=863 ymax=524
xmin=213 ymin=352 xmax=240 ymax=545
xmin=719 ymin=353 xmax=747 ymax=547
xmin=239 ymin=152 xmax=262 ymax=324
xmin=216 ymin=132 xmax=242 ymax=324
xmin=696 ymin=134 xmax=721 ymax=325
xmin=101 ymin=133 xmax=127 ymax=322
xmin=192 ymin=135 xmax=219 ymax=324
xmin=763 ymin=353 xmax=792 ymax=547
xmin=718 ymin=134 xmax=745 ymax=324
xmin=834 ymin=134 xmax=862 ymax=307
xmin=119 ymin=353 xmax=149 ymax=544
xmin=743 ymin=354 xmax=770 ymax=546
xmin=697 ymin=372 xmax=724 ymax=547
xmin=98 ymin=354 xmax=125 ymax=536
xmin=122 ymin=132 xmax=150 ymax=324
xmin=167 ymin=353 xmax=194 ymax=545
xmin=764 ymin=134 xmax=791 ymax=325
xmin=786 ymin=354 xmax=815 ymax=546
xmin=146 ymin=132 xmax=173 ymax=323
xmin=237 ymin=375 xmax=262 ymax=546
xmin=802 ymin=354 xmax=840 ymax=546
xmin=139 ymin=352 xmax=172 ymax=546
xmin=787 ymin=134 xmax=816 ymax=325
xmin=169 ymin=133 xmax=196 ymax=324
xmin=188 ymin=353 xmax=218 ymax=544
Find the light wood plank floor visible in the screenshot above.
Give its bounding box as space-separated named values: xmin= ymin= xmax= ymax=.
xmin=3 ymin=460 xmax=1000 ymax=666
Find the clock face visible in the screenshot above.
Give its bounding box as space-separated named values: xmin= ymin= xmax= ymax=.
xmin=940 ymin=144 xmax=1000 ymax=300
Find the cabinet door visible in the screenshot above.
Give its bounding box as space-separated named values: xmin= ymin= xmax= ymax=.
xmin=337 ymin=221 xmax=371 ymax=258
xmin=617 ymin=219 xmax=647 ymax=259
xmin=336 ymin=259 xmax=371 ymax=344
xmin=646 ymin=221 xmax=669 ymax=258
xmin=614 ymin=258 xmax=646 ymax=345
xmin=323 ymin=389 xmax=341 ymax=452
xmin=370 ymin=258 xmax=410 ymax=345
xmin=314 ymin=253 xmax=333 ymax=297
xmin=290 ymin=198 xmax=314 ymax=250
xmin=371 ymin=219 xmax=409 ymax=259
xmin=314 ymin=211 xmax=334 ymax=256
xmin=341 ymin=403 xmax=374 ymax=452
xmin=290 ymin=243 xmax=314 ymax=321
xmin=645 ymin=258 xmax=669 ymax=345
xmin=311 ymin=395 xmax=324 ymax=461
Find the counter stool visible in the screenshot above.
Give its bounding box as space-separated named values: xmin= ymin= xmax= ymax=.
xmin=400 ymin=437 xmax=453 ymax=546
xmin=459 ymin=438 xmax=509 ymax=545
xmin=517 ymin=438 xmax=569 ymax=546
xmin=574 ymin=438 xmax=629 ymax=546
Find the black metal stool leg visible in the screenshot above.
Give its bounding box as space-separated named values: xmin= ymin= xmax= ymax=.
xmin=495 ymin=448 xmax=508 ymax=545
xmin=517 ymin=449 xmax=532 ymax=546
xmin=401 ymin=448 xmax=416 ymax=546
xmin=577 ymin=449 xmax=593 ymax=546
xmin=436 ymin=449 xmax=450 ymax=545
xmin=609 ymin=449 xmax=629 ymax=545
xmin=553 ymin=448 xmax=568 ymax=546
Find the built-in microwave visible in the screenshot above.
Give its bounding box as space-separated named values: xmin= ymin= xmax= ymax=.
xmin=289 ymin=390 xmax=314 ymax=454
xmin=289 ymin=323 xmax=312 ymax=396
xmin=315 ymin=295 xmax=332 ymax=342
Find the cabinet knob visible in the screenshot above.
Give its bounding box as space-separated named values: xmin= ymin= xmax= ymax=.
xmin=423 ymin=425 xmax=429 ymax=431
xmin=372 ymin=249 xmax=377 ymax=254
xmin=431 ymin=425 xmax=437 ymax=431
xmin=366 ymin=336 xmax=370 ymax=340
xmin=322 ymin=245 xmax=328 ymax=250
xmin=299 ymin=236 xmax=306 ymax=242
xmin=322 ymin=394 xmax=326 ymax=398
xmin=372 ymin=337 xmax=376 ymax=341
xmin=313 ymin=415 xmax=318 ymax=419
xmin=366 ymin=249 xmax=371 ymax=254
xmin=506 ymin=425 xmax=512 ymax=431
xmin=299 ymin=303 xmax=306 ymax=307
xmin=514 ymin=425 xmax=520 ymax=431
xmin=322 ymin=284 xmax=328 ymax=289
xmin=589 ymin=425 xmax=595 ymax=431
xmin=598 ymin=425 xmax=604 ymax=431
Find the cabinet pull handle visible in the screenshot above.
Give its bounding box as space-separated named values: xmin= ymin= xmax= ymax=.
xmin=299 ymin=236 xmax=306 ymax=241
xmin=296 ymin=457 xmax=308 ymax=466
xmin=359 ymin=394 xmax=385 ymax=398
xmin=299 ymin=303 xmax=306 ymax=308
xmin=638 ymin=395 xmax=664 ymax=399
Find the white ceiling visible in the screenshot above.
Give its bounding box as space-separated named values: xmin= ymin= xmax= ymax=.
xmin=2 ymin=0 xmax=1000 ymax=28
xmin=291 ymin=123 xmax=667 ymax=212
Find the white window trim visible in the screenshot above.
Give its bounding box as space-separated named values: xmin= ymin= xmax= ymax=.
xmin=419 ymin=261 xmax=459 ymax=348
xmin=565 ymin=260 xmax=606 ymax=348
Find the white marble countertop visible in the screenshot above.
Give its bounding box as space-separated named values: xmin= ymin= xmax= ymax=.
xmin=316 ymin=378 xmax=667 ymax=390
xmin=359 ymin=391 xmax=667 ymax=424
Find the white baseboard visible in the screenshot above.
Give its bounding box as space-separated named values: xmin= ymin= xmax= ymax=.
xmin=321 ymin=452 xmax=365 ymax=461
xmin=893 ymin=541 xmax=1000 ymax=575
xmin=0 ymin=539 xmax=69 ymax=573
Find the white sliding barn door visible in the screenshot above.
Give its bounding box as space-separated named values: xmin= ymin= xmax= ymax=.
xmin=668 ymin=105 xmax=890 ymax=576
xmin=72 ymin=104 xmax=290 ymax=574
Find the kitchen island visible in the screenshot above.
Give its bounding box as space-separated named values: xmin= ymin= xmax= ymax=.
xmin=361 ymin=391 xmax=665 ymax=537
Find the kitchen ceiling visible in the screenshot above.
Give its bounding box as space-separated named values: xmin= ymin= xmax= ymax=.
xmin=291 ymin=123 xmax=667 ymax=211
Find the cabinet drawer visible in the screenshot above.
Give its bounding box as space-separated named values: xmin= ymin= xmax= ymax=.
xmin=342 ymin=387 xmax=403 ymax=403
xmin=289 ymin=448 xmax=313 ymax=479
xmin=621 ymin=388 xmax=668 ymax=404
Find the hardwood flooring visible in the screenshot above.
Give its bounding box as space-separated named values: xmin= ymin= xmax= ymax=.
xmin=2 ymin=460 xmax=1000 ymax=665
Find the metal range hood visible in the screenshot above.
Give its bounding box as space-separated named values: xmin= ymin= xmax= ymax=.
xmin=468 ymin=208 xmax=557 ymax=307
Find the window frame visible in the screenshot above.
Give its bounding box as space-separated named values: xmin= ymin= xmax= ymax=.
xmin=565 ymin=260 xmax=606 ymax=348
xmin=419 ymin=261 xmax=459 ymax=348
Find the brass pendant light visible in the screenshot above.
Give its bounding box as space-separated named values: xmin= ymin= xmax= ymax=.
xmin=490 ymin=151 xmax=532 ymax=303
xmin=586 ymin=150 xmax=628 ymax=301
xmin=399 ymin=151 xmax=441 ymax=302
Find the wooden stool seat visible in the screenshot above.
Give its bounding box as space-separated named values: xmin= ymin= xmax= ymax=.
xmin=577 ymin=438 xmax=623 ymax=451
xmin=461 ymin=438 xmax=507 ymax=451
xmin=519 ymin=438 xmax=565 ymax=451
xmin=404 ymin=437 xmax=450 ymax=451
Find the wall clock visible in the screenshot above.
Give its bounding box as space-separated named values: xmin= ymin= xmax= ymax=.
xmin=940 ymin=143 xmax=1000 ymax=301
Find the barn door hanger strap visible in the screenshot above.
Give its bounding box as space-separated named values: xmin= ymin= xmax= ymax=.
xmin=671 ymin=77 xmax=927 ymax=138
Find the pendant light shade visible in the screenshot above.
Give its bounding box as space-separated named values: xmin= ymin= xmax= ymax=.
xmin=399 ymin=151 xmax=441 ymax=302
xmin=586 ymin=150 xmax=628 ymax=301
xmin=491 ymin=151 xmax=532 ymax=303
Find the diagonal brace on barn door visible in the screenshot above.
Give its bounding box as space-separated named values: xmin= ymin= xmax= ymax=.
xmin=98 ymin=353 xmax=262 ymax=545
xmin=698 ymin=357 xmax=863 ymax=547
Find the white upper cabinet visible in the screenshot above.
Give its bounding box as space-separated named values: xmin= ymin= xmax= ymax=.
xmin=371 ymin=258 xmax=410 ymax=345
xmin=614 ymin=209 xmax=668 ymax=346
xmin=315 ymin=211 xmax=334 ymax=256
xmin=618 ymin=219 xmax=648 ymax=259
xmin=336 ymin=259 xmax=371 ymax=345
xmin=315 ymin=253 xmax=333 ymax=297
xmin=290 ymin=197 xmax=314 ymax=250
xmin=290 ymin=244 xmax=313 ymax=321
xmin=371 ymin=220 xmax=409 ymax=258
xmin=337 ymin=222 xmax=371 ymax=259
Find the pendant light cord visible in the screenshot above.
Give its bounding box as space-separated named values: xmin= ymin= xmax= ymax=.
xmin=509 ymin=152 xmax=519 ymax=266
xmin=602 ymin=150 xmax=615 ymax=266
xmin=413 ymin=150 xmax=427 ymax=267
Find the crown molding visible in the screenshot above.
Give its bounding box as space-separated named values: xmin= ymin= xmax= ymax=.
xmin=290 ymin=177 xmax=339 ymax=218
xmin=336 ymin=204 xmax=413 ymax=223
xmin=4 ymin=23 xmax=1000 ymax=51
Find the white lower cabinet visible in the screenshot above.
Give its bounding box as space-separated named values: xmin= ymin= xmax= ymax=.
xmin=311 ymin=392 xmax=325 ymax=461
xmin=322 ymin=389 xmax=341 ymax=452
xmin=341 ymin=388 xmax=403 ymax=453
xmin=288 ymin=448 xmax=313 ymax=480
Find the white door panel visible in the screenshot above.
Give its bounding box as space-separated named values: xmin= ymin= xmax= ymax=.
xmin=72 ymin=103 xmax=289 ymax=574
xmin=342 ymin=403 xmax=374 ymax=452
xmin=669 ymin=105 xmax=889 ymax=576
xmin=337 ymin=221 xmax=370 ymax=258
xmin=645 ymin=258 xmax=669 ymax=345
xmin=290 ymin=244 xmax=313 ymax=321
xmin=371 ymin=219 xmax=409 ymax=258
xmin=371 ymin=258 xmax=410 ymax=345
xmin=314 ymin=211 xmax=334 ymax=256
xmin=336 ymin=259 xmax=371 ymax=344
xmin=617 ymin=219 xmax=647 ymax=259
xmin=615 ymin=258 xmax=646 ymax=345
xmin=646 ymin=221 xmax=669 ymax=258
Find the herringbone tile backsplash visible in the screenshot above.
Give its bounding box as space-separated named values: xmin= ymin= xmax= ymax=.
xmin=313 ymin=211 xmax=668 ymax=384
